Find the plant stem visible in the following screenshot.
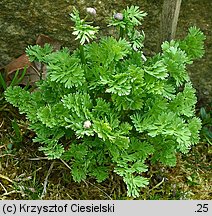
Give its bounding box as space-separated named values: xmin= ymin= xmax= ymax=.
xmin=79 ymin=44 xmax=86 ymax=64
xmin=119 ymin=26 xmax=124 ymax=39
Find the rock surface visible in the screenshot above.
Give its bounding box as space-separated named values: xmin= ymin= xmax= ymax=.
xmin=0 ymin=0 xmax=211 ymax=103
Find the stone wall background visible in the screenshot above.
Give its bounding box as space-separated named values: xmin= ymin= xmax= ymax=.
xmin=0 ymin=0 xmax=211 ymax=104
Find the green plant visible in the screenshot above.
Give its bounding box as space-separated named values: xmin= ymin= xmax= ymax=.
xmin=0 ymin=67 xmax=28 ymax=91
xmin=4 ymin=6 xmax=205 ymax=197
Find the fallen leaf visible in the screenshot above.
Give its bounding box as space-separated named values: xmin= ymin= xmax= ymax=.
xmin=5 ymin=54 xmax=31 ymax=76
xmin=2 ymin=34 xmax=61 ymax=86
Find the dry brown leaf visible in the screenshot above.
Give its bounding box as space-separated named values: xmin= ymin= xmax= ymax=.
xmin=2 ymin=34 xmax=61 ymax=86
xmin=5 ymin=53 xmax=31 ymax=76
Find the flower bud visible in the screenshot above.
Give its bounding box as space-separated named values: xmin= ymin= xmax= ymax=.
xmin=86 ymin=7 xmax=96 ymax=16
xmin=114 ymin=13 xmax=123 ymax=21
xmin=83 ymin=120 xmax=92 ymax=129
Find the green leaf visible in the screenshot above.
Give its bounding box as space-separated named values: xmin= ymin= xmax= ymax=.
xmin=162 ymin=40 xmax=190 ymax=86
xmin=70 ymin=7 xmax=99 ymax=45
xmin=151 ymin=138 xmax=177 ymax=166
xmin=90 ymin=166 xmax=109 ymax=182
xmin=124 ymin=174 xmax=149 ymax=197
xmin=63 ymin=143 xmax=88 ymax=161
xmin=93 ymin=120 xmax=113 ymax=141
xmin=179 ymin=27 xmax=206 ymax=60
xmin=169 ymin=83 xmax=197 ymax=117
xmin=71 ymin=162 xmax=87 ymax=182
xmin=26 ymin=44 xmax=53 ymax=62
xmin=39 ymin=142 xmax=65 ymax=159
xmin=144 ymin=60 xmax=168 ymax=80
xmin=109 ymin=5 xmax=147 ymax=29
xmin=188 ymin=117 xmax=201 ymax=144
xmin=37 ymin=103 xmax=68 ymax=128
xmin=0 ymin=73 xmax=7 ymax=90
xmin=200 ymin=107 xmax=207 ymax=120
xmin=47 ymin=49 xmax=85 ymax=88
xmin=106 ymin=73 xmax=132 ymax=96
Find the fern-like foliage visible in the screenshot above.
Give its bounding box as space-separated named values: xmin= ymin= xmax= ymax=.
xmin=5 ymin=7 xmax=205 ymax=198
xmin=26 ymin=43 xmax=53 ymax=62
xmin=179 ymin=26 xmax=206 ymax=60
xmin=70 ymin=7 xmax=99 ymax=45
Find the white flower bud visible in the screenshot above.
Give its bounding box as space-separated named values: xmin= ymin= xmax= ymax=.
xmin=114 ymin=13 xmax=123 ymax=21
xmin=86 ymin=7 xmax=96 ymax=16
xmin=83 ymin=120 xmax=92 ymax=129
